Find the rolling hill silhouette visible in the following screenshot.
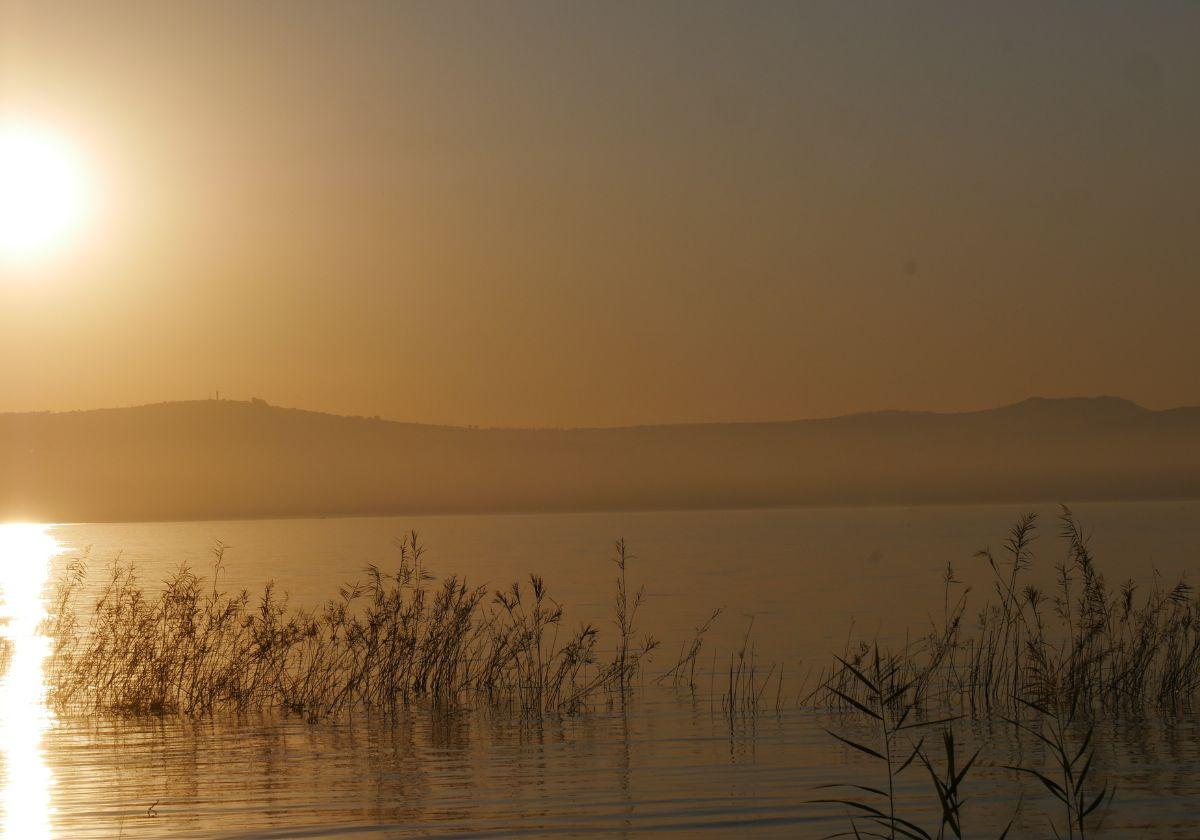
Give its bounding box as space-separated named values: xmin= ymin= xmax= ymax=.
xmin=2 ymin=396 xmax=1198 ymax=522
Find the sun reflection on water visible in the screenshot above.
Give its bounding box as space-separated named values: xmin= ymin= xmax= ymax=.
xmin=0 ymin=524 xmax=59 ymax=839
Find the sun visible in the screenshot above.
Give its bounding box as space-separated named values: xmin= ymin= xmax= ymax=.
xmin=0 ymin=122 xmax=90 ymax=265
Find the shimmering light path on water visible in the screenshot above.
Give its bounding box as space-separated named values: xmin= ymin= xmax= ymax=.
xmin=0 ymin=524 xmax=60 ymax=839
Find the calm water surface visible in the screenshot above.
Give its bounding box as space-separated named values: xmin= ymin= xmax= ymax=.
xmin=2 ymin=501 xmax=1199 ymax=836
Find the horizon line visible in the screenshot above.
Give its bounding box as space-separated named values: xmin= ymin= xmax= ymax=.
xmin=1 ymin=393 xmax=1194 ymax=433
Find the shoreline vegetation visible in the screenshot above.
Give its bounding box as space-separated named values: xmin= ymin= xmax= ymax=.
xmin=44 ymin=535 xmax=660 ymax=720
xmin=39 ymin=506 xmax=1200 ymax=720
xmin=33 ymin=506 xmax=1198 ymax=836
xmin=809 ymin=505 xmax=1195 ymax=838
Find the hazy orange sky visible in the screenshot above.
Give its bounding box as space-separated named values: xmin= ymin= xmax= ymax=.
xmin=1 ymin=2 xmax=1197 ymax=428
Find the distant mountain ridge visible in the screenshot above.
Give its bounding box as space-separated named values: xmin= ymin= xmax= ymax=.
xmin=2 ymin=396 xmax=1198 ymax=522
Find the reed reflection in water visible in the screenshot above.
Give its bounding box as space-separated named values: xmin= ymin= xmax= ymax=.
xmin=0 ymin=524 xmax=59 ymax=839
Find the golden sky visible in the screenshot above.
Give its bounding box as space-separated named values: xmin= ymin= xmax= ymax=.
xmin=1 ymin=1 xmax=1197 ymax=427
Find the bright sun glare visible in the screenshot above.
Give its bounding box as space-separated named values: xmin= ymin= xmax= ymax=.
xmin=0 ymin=123 xmax=89 ymax=265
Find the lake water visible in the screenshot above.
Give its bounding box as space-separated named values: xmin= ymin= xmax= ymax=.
xmin=6 ymin=501 xmax=1200 ymax=836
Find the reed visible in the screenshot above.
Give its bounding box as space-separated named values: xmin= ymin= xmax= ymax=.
xmin=821 ymin=506 xmax=1200 ymax=717
xmin=814 ymin=646 xmax=965 ymax=840
xmin=818 ymin=687 xmax=1111 ymax=839
xmin=815 ymin=508 xmax=1152 ymax=838
xmin=1001 ymin=697 xmax=1112 ymax=840
xmin=720 ymin=617 xmax=785 ymax=718
xmin=43 ymin=534 xmax=658 ymax=720
xmin=655 ymin=607 xmax=723 ymax=690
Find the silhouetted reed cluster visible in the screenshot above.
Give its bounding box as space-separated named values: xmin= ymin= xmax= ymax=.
xmin=44 ymin=534 xmax=658 ymax=719
xmin=818 ymin=647 xmax=1113 ymax=839
xmin=813 ymin=506 xmax=1200 ymax=838
xmin=824 ymin=506 xmax=1200 ymax=718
